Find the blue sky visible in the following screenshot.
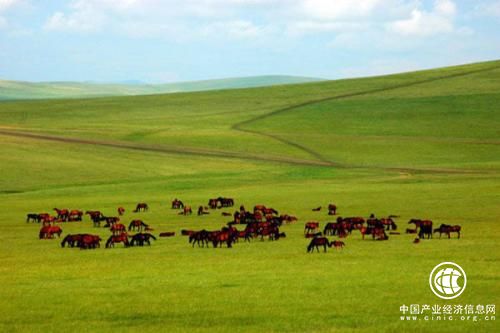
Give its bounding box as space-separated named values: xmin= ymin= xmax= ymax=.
xmin=0 ymin=0 xmax=499 ymax=83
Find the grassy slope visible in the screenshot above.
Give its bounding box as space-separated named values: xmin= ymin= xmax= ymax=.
xmin=0 ymin=76 xmax=323 ymax=101
xmin=0 ymin=61 xmax=499 ymax=333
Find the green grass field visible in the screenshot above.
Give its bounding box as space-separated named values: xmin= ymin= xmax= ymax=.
xmin=0 ymin=61 xmax=499 ymax=332
xmin=0 ymin=75 xmax=323 ymax=101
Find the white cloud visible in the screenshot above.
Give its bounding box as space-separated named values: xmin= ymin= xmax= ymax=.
xmin=299 ymin=0 xmax=382 ymax=20
xmin=474 ymin=1 xmax=500 ymax=17
xmin=387 ymin=0 xmax=457 ymax=36
xmin=202 ymin=20 xmax=268 ymax=39
xmin=0 ymin=0 xmax=20 ymax=11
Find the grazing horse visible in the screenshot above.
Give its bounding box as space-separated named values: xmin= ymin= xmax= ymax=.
xmin=68 ymin=210 xmax=83 ymax=221
xmin=117 ymin=207 xmax=125 ymax=216
xmin=189 ymin=230 xmax=210 ymax=247
xmin=171 ymin=199 xmax=184 ymax=209
xmin=134 ymin=203 xmax=149 ymax=212
xmin=304 ymin=222 xmax=320 ymax=234
xmin=218 ymin=197 xmax=234 ymax=208
xmin=305 ymin=232 xmax=323 ymax=238
xmin=53 ymin=208 xmax=69 ymax=222
xmin=331 ymin=240 xmax=345 ymax=249
xmin=128 ymin=220 xmax=148 ymax=232
xmin=86 ymin=210 xmax=103 ymax=225
xmin=210 ymin=231 xmax=234 ymax=248
xmin=181 ymin=229 xmax=195 ymax=236
xmin=281 ymin=214 xmax=298 ymax=224
xmin=328 ymin=204 xmax=337 ymax=215
xmin=79 ymin=235 xmax=101 ymax=249
xmin=61 ymin=234 xmax=85 ymax=248
xmin=110 ymin=223 xmax=126 ymax=235
xmin=159 ymin=232 xmax=175 ymax=237
xmin=380 ymin=218 xmax=397 ymax=231
xmin=208 ymin=199 xmax=219 ymax=209
xmin=180 ymin=206 xmax=192 ymax=215
xmin=360 ymin=226 xmax=388 ymax=240
xmin=39 ymin=226 xmax=62 ymax=239
xmin=307 ymin=237 xmax=332 ymax=253
xmin=130 ymin=233 xmax=156 ymax=246
xmin=105 ymin=232 xmax=129 ymax=248
xmin=103 ymin=216 xmax=120 ymax=227
xmin=26 ymin=213 xmax=40 ymax=223
xmin=434 ymin=224 xmax=461 ymax=239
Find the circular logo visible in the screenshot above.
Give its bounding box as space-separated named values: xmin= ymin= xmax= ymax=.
xmin=429 ymin=262 xmax=467 ymax=299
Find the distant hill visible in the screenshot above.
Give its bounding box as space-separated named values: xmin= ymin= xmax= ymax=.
xmin=0 ymin=75 xmax=324 ymax=101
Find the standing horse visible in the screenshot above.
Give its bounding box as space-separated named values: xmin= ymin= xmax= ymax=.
xmin=328 ymin=204 xmax=337 ymax=215
xmin=434 ymin=224 xmax=461 ymax=239
xmin=110 ymin=223 xmax=127 ymax=235
xmin=117 ymin=207 xmax=125 ymax=216
xmin=53 ymin=208 xmax=69 ymax=222
xmin=171 ymin=199 xmax=184 ymax=209
xmin=68 ymin=210 xmax=83 ymax=221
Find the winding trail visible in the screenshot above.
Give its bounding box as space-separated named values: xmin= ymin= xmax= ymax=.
xmin=1 ymin=64 xmax=499 ymax=175
xmin=232 ymin=64 xmax=500 ymax=165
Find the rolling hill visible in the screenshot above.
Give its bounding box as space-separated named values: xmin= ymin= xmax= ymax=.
xmin=0 ymin=75 xmax=324 ymax=101
xmin=0 ymin=60 xmax=498 ymax=333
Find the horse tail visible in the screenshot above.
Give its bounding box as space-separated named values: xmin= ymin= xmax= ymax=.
xmin=105 ymin=236 xmax=112 ymax=248
xmin=392 ymin=222 xmax=397 ymax=230
xmin=150 ymin=234 xmax=157 ymax=240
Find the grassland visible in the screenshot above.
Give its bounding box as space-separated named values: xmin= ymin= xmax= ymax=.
xmin=0 ymin=60 xmax=499 ymax=333
xmin=0 ymin=75 xmax=322 ymax=101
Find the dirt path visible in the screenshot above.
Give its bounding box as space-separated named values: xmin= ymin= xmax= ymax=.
xmin=1 ymin=129 xmax=497 ymax=175
xmin=232 ymin=65 xmax=500 ymax=164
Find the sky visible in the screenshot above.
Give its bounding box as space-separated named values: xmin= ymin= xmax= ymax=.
xmin=0 ymin=0 xmax=499 ymax=83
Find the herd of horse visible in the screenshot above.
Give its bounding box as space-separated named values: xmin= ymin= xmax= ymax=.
xmin=27 ymin=199 xmax=462 ymax=252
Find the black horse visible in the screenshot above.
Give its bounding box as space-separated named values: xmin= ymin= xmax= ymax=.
xmin=130 ymin=233 xmax=156 ymax=246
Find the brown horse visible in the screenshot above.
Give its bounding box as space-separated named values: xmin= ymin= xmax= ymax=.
xmin=68 ymin=210 xmax=83 ymax=221
xmin=180 ymin=206 xmax=192 ymax=215
xmin=79 ymin=235 xmax=101 ymax=249
xmin=304 ymin=221 xmax=320 ymax=234
xmin=331 ymin=240 xmax=345 ymax=249
xmin=134 ymin=203 xmax=149 ymax=212
xmin=53 ymin=208 xmax=69 ymax=222
xmin=110 ymin=223 xmax=127 ymax=235
xmin=159 ymin=232 xmax=175 ymax=237
xmin=128 ymin=220 xmax=148 ymax=232
xmin=171 ymin=199 xmax=184 ymax=209
xmin=328 ymin=204 xmax=337 ymax=215
xmin=39 ymin=226 xmax=63 ymax=239
xmin=105 ymin=232 xmax=129 ymax=248
xmin=117 ymin=207 xmax=125 ymax=216
xmin=434 ymin=224 xmax=461 ymax=239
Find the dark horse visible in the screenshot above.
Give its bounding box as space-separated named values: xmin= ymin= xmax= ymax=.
xmin=134 ymin=203 xmax=149 ymax=212
xmin=130 ymin=233 xmax=156 ymax=246
xmin=307 ymin=237 xmax=333 ymax=253
xmin=61 ymin=234 xmax=85 ymax=247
